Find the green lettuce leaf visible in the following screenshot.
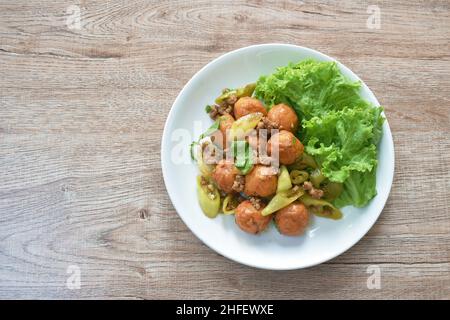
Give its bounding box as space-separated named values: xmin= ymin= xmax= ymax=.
xmin=303 ymin=107 xmax=384 ymax=207
xmin=334 ymin=169 xmax=377 ymax=208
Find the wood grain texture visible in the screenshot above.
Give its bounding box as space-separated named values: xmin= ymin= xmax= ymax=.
xmin=0 ymin=0 xmax=449 ymax=299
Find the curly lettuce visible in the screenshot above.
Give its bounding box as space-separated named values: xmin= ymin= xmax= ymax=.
xmin=303 ymin=107 xmax=384 ymax=207
xmin=255 ymin=59 xmax=384 ymax=208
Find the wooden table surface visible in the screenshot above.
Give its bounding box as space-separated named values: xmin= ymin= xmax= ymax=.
xmin=1 ymin=0 xmax=449 ymax=300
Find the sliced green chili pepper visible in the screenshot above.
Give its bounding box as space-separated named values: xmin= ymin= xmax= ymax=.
xmin=215 ymin=83 xmax=256 ymax=104
xmin=322 ymin=181 xmax=343 ymax=202
xmin=262 ymin=187 xmax=304 ymax=216
xmin=197 ymin=176 xmax=220 ymax=218
xmin=205 ymin=105 xmax=213 ymax=113
xmin=277 ymin=166 xmax=292 ymax=193
xmin=290 ymin=170 xmax=309 ymax=185
xmin=310 ymin=169 xmax=326 ymax=188
xmin=288 ymin=152 xmax=318 ymax=170
xmin=228 ymin=112 xmax=263 ymax=141
xmin=190 ymin=141 xmax=199 ymax=161
xmin=195 ymin=142 xmax=214 ymax=178
xmin=235 ymin=83 xmax=256 ymax=98
xmin=230 ymin=140 xmax=253 ymax=175
xmin=300 ymin=194 xmax=342 ymax=220
xmin=222 ymin=194 xmax=239 ymax=215
xmin=198 ymin=119 xmax=220 ymax=140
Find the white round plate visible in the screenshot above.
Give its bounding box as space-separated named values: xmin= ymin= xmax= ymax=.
xmin=161 ymin=44 xmax=394 ymax=270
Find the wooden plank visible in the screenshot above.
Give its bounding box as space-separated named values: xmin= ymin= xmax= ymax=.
xmin=0 ymin=0 xmax=449 ymax=299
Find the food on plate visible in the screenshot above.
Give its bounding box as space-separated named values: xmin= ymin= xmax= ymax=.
xmin=228 ymin=112 xmax=263 ymax=141
xmin=234 ymin=97 xmax=267 ymax=119
xmin=212 ymin=159 xmax=239 ymax=193
xmin=275 ymin=202 xmax=309 ymax=236
xmin=211 ymin=114 xmax=234 ymax=149
xmin=190 ymin=59 xmax=384 ymax=236
xmin=235 ymin=200 xmax=272 ymax=234
xmin=244 ymin=165 xmax=278 ymax=197
xmin=261 ymin=185 xmax=304 ymax=216
xmin=267 ymin=103 xmax=298 ymax=132
xmin=277 ymin=165 xmax=292 ymax=193
xmin=196 ymin=176 xmax=220 ymax=218
xmin=268 ymin=130 xmax=304 ymax=165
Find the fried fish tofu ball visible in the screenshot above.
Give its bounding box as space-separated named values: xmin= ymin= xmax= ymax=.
xmin=268 ymin=130 xmax=304 ymax=165
xmin=267 ymin=103 xmax=299 ymax=133
xmin=275 ymin=202 xmax=309 ymax=236
xmin=235 ymin=200 xmax=272 ymax=234
xmin=211 ymin=113 xmax=234 ymax=149
xmin=234 ymin=97 xmax=267 ymax=119
xmin=211 ymin=159 xmax=239 ymax=193
xmin=244 ymin=165 xmax=278 ymax=197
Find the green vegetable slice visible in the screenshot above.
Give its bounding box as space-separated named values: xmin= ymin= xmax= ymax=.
xmin=197 ymin=176 xmax=220 ymax=218
xmin=199 ymin=119 xmax=220 ymax=140
xmin=277 ymin=165 xmax=292 ymax=193
xmin=228 ymin=112 xmax=263 ymax=141
xmin=262 ymin=187 xmax=304 ymax=216
xmin=322 ymin=181 xmax=343 ymax=202
xmin=190 ymin=120 xmax=221 ymax=162
xmin=196 ymin=142 xmax=214 ymax=178
xmin=189 ymin=141 xmax=199 ymax=160
xmin=300 ymin=194 xmax=342 ymax=220
xmin=230 ymin=141 xmax=253 ymax=175
xmin=236 ymin=83 xmax=256 ymax=98
xmin=310 ymin=169 xmax=326 ymax=188
xmin=215 ymin=83 xmax=256 ymax=104
xmin=222 ymin=194 xmax=239 ymax=215
xmin=289 ymin=153 xmax=318 ymax=170
xmin=290 ymin=170 xmax=309 ymax=185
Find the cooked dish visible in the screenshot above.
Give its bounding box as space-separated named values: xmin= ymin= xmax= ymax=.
xmin=190 ymin=59 xmax=384 ymax=236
